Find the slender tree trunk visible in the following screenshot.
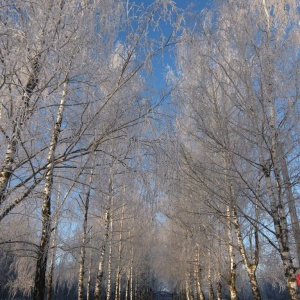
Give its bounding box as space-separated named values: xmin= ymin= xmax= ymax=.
xmin=0 ymin=56 xmax=40 ymax=204
xmin=33 ymin=81 xmax=68 ymax=300
xmin=216 ymin=281 xmax=222 ymax=300
xmin=129 ymin=239 xmax=134 ymax=300
xmin=232 ymin=205 xmax=260 ymax=300
xmin=115 ymin=201 xmax=125 ymax=300
xmin=94 ymin=206 xmax=111 ymax=300
xmin=229 ymin=175 xmax=260 ymax=300
xmin=208 ymin=283 xmax=214 ymax=300
xmin=195 ymin=246 xmax=204 ymax=300
xmin=256 ymin=125 xmax=298 ymax=299
xmin=196 ymin=271 xmax=205 ymax=300
xmin=249 ymin=105 xmax=298 ymax=298
xmin=261 ymin=2 xmax=298 ymax=298
xmin=265 ymin=172 xmax=297 ymax=299
xmin=106 ymin=220 xmax=113 ymax=300
xmin=217 ymin=224 xmax=223 ymax=300
xmin=46 ymin=212 xmax=59 ymax=300
xmin=78 ymin=162 xmax=95 ymax=300
xmin=279 ymin=143 xmax=300 ymax=264
xmin=135 ymin=279 xmax=138 ymax=300
xmin=46 ymin=183 xmax=62 ymax=300
xmin=95 ymin=163 xmax=114 ymax=300
xmin=106 ymin=164 xmax=114 ymax=300
xmin=125 ymin=271 xmax=129 ymax=300
xmin=185 ymin=270 xmax=191 ymax=300
xmin=223 ymin=128 xmax=261 ymax=299
xmin=226 ymin=204 xmax=237 ymax=300
xmin=87 ymin=228 xmax=93 ymax=300
xmin=77 ymin=204 xmax=88 ymax=300
xmin=208 ymin=253 xmax=214 ymax=300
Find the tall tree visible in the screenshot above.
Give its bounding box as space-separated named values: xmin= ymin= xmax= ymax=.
xmin=172 ymin=0 xmax=300 ymax=299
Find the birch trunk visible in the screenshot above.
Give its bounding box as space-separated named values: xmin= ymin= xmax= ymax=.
xmin=125 ymin=272 xmax=129 ymax=300
xmin=106 ymin=164 xmax=114 ymax=300
xmin=94 ymin=205 xmax=111 ymax=300
xmin=135 ymin=280 xmax=138 ymax=300
xmin=196 ymin=272 xmax=205 ymax=300
xmin=0 ymin=55 xmax=40 ymax=203
xmin=265 ymin=172 xmax=297 ymax=299
xmin=256 ymin=122 xmax=297 ymax=299
xmin=115 ymin=201 xmax=125 ymax=300
xmin=232 ymin=205 xmax=260 ymax=300
xmin=86 ymin=228 xmax=93 ymax=300
xmin=226 ymin=204 xmax=237 ymax=300
xmin=129 ymin=239 xmax=134 ymax=300
xmin=78 ymin=162 xmax=95 ymax=300
xmin=228 ymin=171 xmax=260 ymax=300
xmin=208 ymin=282 xmax=214 ymax=300
xmin=261 ymin=2 xmax=297 ymax=298
xmin=185 ymin=270 xmax=191 ymax=300
xmin=106 ymin=220 xmax=113 ymax=300
xmin=195 ymin=246 xmax=204 ymax=300
xmin=46 ymin=182 xmax=62 ymax=300
xmin=223 ymin=121 xmax=261 ymax=299
xmin=216 ymin=281 xmax=222 ymax=300
xmin=208 ymin=252 xmax=214 ymax=300
xmin=279 ymin=143 xmax=300 ymax=264
xmin=95 ymin=164 xmax=114 ymax=300
xmin=46 ymin=215 xmax=58 ymax=300
xmin=33 ymin=81 xmax=68 ymax=300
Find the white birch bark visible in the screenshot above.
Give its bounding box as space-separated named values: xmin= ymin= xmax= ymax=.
xmin=125 ymin=271 xmax=129 ymax=300
xmin=207 ymin=250 xmax=214 ymax=300
xmin=195 ymin=246 xmax=204 ymax=300
xmin=94 ymin=205 xmax=111 ymax=300
xmin=232 ymin=204 xmax=260 ymax=300
xmin=0 ymin=55 xmax=40 ymax=203
xmin=115 ymin=200 xmax=125 ymax=300
xmin=226 ymin=204 xmax=237 ymax=300
xmin=129 ymin=236 xmax=134 ymax=300
xmin=185 ymin=270 xmax=191 ymax=300
xmin=78 ymin=159 xmax=95 ymax=300
xmin=33 ymin=80 xmax=68 ymax=300
xmin=261 ymin=3 xmax=297 ymax=296
xmin=95 ymin=163 xmax=114 ymax=300
xmin=46 ymin=212 xmax=59 ymax=300
xmin=106 ymin=163 xmax=114 ymax=300
xmin=279 ymin=143 xmax=300 ymax=264
xmin=134 ymin=280 xmax=138 ymax=300
xmin=254 ymin=106 xmax=297 ymax=299
xmin=265 ymin=173 xmax=297 ymax=299
xmin=86 ymin=228 xmax=93 ymax=300
xmin=106 ymin=216 xmax=113 ymax=300
xmin=227 ymin=168 xmax=261 ymax=300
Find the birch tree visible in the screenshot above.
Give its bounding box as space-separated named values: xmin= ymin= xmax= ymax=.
xmin=0 ymin=0 xmax=183 ymax=298
xmin=172 ymin=0 xmax=300 ymax=299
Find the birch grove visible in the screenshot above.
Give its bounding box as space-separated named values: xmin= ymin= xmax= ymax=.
xmin=1 ymin=0 xmax=300 ymax=299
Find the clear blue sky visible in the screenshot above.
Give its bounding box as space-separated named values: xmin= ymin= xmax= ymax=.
xmin=174 ymin=0 xmax=213 ymax=10
xmin=149 ymin=0 xmax=214 ymax=90
xmin=130 ymin=0 xmax=214 ymax=93
xmin=135 ymin=0 xmax=213 ymax=9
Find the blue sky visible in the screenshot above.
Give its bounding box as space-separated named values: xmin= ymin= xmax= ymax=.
xmin=147 ymin=0 xmax=214 ymax=89
xmin=174 ymin=0 xmax=213 ymax=10
xmin=127 ymin=0 xmax=215 ymax=100
xmin=135 ymin=0 xmax=213 ymax=10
